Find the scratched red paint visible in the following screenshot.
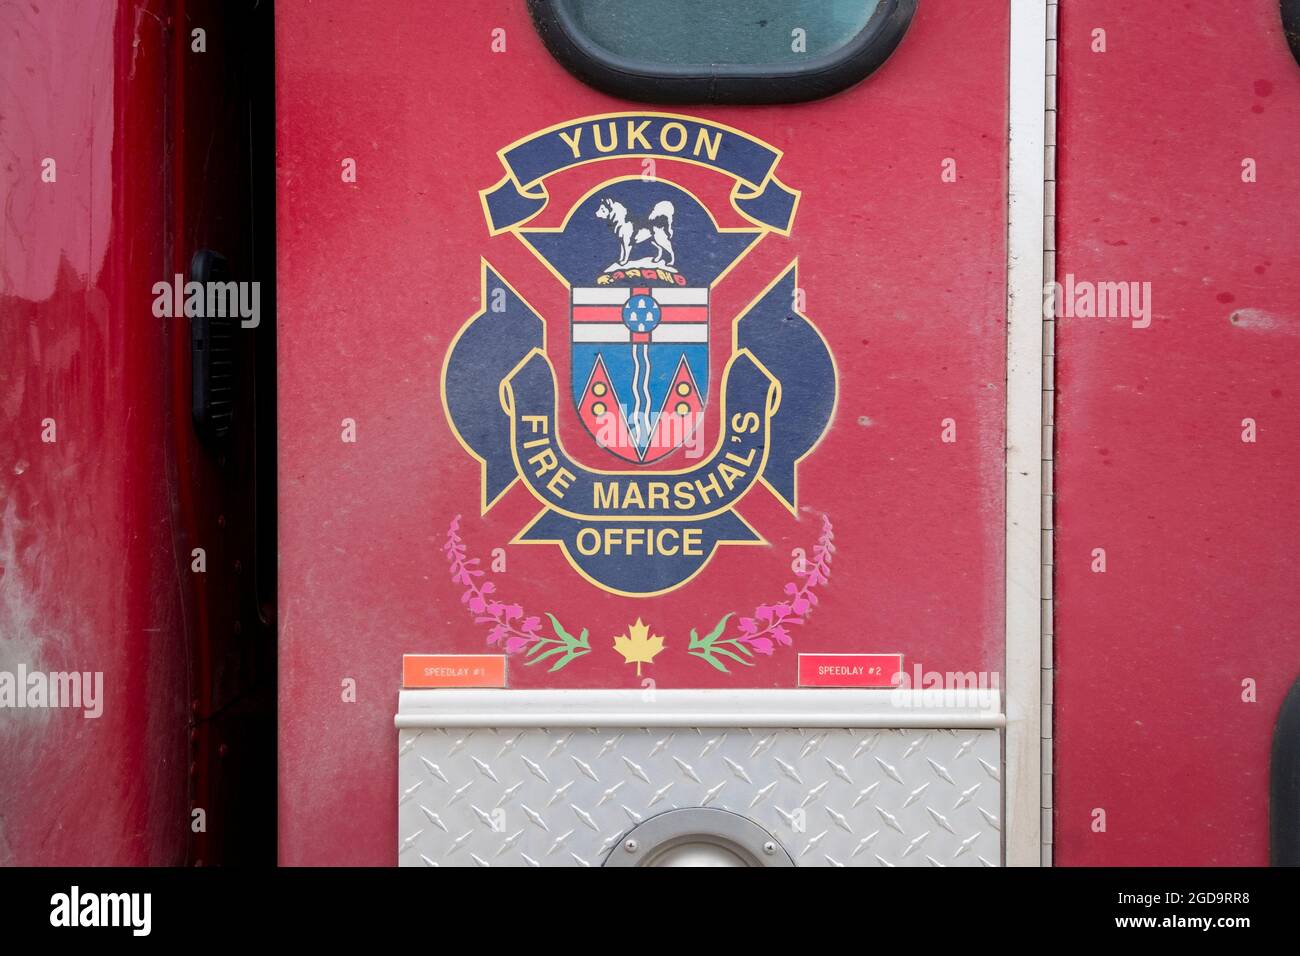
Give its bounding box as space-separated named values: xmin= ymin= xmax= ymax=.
xmin=1 ymin=0 xmax=269 ymax=865
xmin=0 ymin=0 xmax=189 ymax=865
xmin=1054 ymin=0 xmax=1300 ymax=865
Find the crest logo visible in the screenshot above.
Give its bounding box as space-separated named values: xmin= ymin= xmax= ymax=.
xmin=575 ymin=194 xmax=703 ymax=464
xmin=443 ymin=114 xmax=836 ymax=595
xmin=542 ymin=179 xmax=745 ymax=465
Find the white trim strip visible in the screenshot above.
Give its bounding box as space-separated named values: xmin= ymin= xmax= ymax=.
xmin=572 ymin=325 xmax=631 ymax=343
xmin=651 ymin=287 xmax=708 ymax=304
xmin=395 ymin=688 xmax=1005 ymax=730
xmin=648 ymin=325 xmax=708 ymax=343
xmin=1005 ymin=0 xmax=1048 ymax=867
xmin=1040 ymin=0 xmax=1059 ymax=869
xmin=573 ymin=287 xmax=630 ymax=304
xmin=572 ymin=286 xmax=706 ymax=305
xmin=571 ymin=325 xmax=708 ymax=344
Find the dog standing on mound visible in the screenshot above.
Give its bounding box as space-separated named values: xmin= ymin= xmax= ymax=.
xmin=596 ymin=198 xmax=676 ymax=269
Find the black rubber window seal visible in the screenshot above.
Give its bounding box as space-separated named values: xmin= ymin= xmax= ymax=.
xmin=1284 ymin=0 xmax=1300 ymax=67
xmin=527 ymin=0 xmax=917 ymax=105
xmin=1273 ymin=674 xmax=1300 ymax=865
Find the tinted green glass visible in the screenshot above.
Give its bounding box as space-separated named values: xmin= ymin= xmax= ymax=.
xmin=556 ymin=0 xmax=884 ymax=66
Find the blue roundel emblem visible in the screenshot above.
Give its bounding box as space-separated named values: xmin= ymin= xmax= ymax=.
xmin=622 ymin=294 xmax=661 ymax=333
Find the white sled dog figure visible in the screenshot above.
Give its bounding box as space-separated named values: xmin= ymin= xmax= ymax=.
xmin=596 ymin=198 xmax=676 ymax=269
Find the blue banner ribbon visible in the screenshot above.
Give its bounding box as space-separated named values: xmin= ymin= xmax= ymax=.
xmin=480 ymin=113 xmax=800 ymax=235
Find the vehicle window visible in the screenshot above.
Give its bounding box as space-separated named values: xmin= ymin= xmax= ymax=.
xmin=563 ymin=0 xmax=882 ymax=66
xmin=529 ymin=0 xmax=916 ymax=104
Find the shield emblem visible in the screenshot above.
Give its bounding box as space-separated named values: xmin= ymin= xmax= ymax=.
xmin=571 ymin=284 xmax=708 ymax=464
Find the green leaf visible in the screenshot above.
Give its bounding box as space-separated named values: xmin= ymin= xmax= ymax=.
xmin=545 ymin=613 xmax=573 ymax=642
xmin=525 ymin=637 xmax=558 ymax=657
xmin=529 ymin=615 xmax=591 ymax=671
xmin=710 ymin=647 xmax=753 ymax=667
xmin=524 ymin=645 xmax=569 ymax=667
xmin=548 ymin=646 xmax=591 ymax=673
xmin=687 ymin=614 xmax=745 ymax=672
xmin=688 ymin=649 xmax=732 ymax=674
xmin=704 ymin=613 xmax=732 ymax=642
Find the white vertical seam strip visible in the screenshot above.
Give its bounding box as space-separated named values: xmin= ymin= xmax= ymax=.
xmin=1041 ymin=0 xmax=1058 ymax=868
xmin=1005 ymin=0 xmax=1048 ymax=867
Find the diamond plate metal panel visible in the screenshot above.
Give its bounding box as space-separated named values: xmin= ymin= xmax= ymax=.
xmin=398 ymin=727 xmax=1002 ymax=866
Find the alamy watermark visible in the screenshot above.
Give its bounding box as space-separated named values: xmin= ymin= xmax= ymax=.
xmin=0 ymin=665 xmax=103 ymax=718
xmin=50 ymin=886 xmax=150 ymax=936
xmin=152 ymin=273 xmax=260 ymax=328
xmin=593 ymin=405 xmax=706 ymax=459
xmin=889 ymin=663 xmax=1001 ymax=712
xmin=1044 ymin=273 xmax=1152 ymax=328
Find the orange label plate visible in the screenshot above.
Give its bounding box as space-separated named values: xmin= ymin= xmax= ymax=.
xmin=402 ymin=654 xmax=506 ymax=688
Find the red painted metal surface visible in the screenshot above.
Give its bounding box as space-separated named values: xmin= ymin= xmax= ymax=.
xmin=0 ymin=0 xmax=188 ymax=866
xmin=0 ymin=0 xmax=268 ymax=865
xmin=277 ymin=1 xmax=1008 ymax=864
xmin=1054 ymin=0 xmax=1300 ymax=865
